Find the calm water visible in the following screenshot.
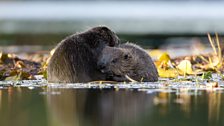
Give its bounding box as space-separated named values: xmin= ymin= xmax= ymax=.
xmin=0 ymin=84 xmax=224 ymax=126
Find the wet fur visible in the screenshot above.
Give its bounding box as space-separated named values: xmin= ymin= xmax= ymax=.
xmin=47 ymin=26 xmax=119 ymax=83
xmin=98 ymin=43 xmax=158 ymax=82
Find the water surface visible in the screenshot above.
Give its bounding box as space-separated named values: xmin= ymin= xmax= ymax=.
xmin=0 ymin=81 xmax=224 ymax=126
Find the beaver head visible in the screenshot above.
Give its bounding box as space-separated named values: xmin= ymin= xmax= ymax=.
xmin=80 ymin=26 xmax=120 ymax=48
xmin=97 ymin=43 xmax=158 ymax=82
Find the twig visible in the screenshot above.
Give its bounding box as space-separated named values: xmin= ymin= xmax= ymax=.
xmin=198 ymin=55 xmax=210 ymax=64
xmin=215 ymin=33 xmax=222 ymax=63
xmin=125 ymin=75 xmax=138 ymax=83
xmin=207 ymin=33 xmax=217 ymax=55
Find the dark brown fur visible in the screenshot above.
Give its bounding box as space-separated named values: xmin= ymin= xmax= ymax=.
xmin=47 ymin=26 xmax=119 ymax=83
xmin=97 ymin=43 xmax=158 ymax=82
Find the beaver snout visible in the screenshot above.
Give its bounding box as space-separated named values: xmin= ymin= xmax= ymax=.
xmin=97 ymin=62 xmax=107 ymax=73
xmin=98 ymin=63 xmax=106 ymax=71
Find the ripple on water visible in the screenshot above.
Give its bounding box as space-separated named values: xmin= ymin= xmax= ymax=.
xmin=0 ymin=74 xmax=224 ymax=95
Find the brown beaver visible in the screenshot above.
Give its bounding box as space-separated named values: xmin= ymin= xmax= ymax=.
xmin=97 ymin=43 xmax=158 ymax=82
xmin=47 ymin=26 xmax=120 ymax=83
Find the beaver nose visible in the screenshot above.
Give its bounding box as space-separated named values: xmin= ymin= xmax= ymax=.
xmin=98 ymin=63 xmax=106 ymax=69
xmin=97 ymin=62 xmax=106 ymax=73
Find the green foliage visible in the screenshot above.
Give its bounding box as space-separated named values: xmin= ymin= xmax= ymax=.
xmin=201 ymin=71 xmax=212 ymax=80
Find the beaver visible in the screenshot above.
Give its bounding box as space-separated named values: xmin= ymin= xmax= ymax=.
xmin=47 ymin=26 xmax=120 ymax=83
xmin=97 ymin=43 xmax=158 ymax=82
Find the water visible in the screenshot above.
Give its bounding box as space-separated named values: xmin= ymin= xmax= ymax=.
xmin=0 ymin=81 xmax=224 ymax=126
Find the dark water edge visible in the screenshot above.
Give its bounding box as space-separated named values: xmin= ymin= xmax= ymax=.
xmin=0 ymin=33 xmax=211 ymax=47
xmin=0 ymin=81 xmax=224 ymax=126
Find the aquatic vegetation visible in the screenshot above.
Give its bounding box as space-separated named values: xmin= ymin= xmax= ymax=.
xmin=0 ymin=52 xmax=41 ymax=81
xmin=153 ymin=33 xmax=224 ymax=84
xmin=1 ymin=37 xmax=224 ymax=126
xmin=195 ymin=33 xmax=223 ymax=72
xmin=0 ymin=33 xmax=223 ymax=93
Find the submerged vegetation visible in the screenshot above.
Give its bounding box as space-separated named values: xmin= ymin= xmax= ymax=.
xmin=0 ymin=34 xmax=224 ymax=88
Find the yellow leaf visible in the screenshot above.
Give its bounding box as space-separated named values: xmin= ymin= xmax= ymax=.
xmin=154 ymin=61 xmax=162 ymax=68
xmin=158 ymin=53 xmax=171 ymax=64
xmin=5 ymin=75 xmax=20 ymax=81
xmin=157 ymin=68 xmax=179 ymax=78
xmin=0 ymin=52 xmax=9 ymax=63
xmin=154 ymin=53 xmax=172 ymax=69
xmin=15 ymin=61 xmax=26 ymax=68
xmin=177 ymin=60 xmax=194 ymax=75
xmin=148 ymin=50 xmax=165 ymax=59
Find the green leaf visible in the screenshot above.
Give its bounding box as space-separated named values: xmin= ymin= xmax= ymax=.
xmin=201 ymin=71 xmax=212 ymax=80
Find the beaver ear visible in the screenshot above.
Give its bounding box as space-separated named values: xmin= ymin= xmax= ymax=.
xmin=100 ymin=26 xmax=110 ymax=31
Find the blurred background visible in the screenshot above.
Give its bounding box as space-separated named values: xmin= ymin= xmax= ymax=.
xmin=0 ymin=0 xmax=224 ymax=53
xmin=0 ymin=2 xmax=224 ymax=126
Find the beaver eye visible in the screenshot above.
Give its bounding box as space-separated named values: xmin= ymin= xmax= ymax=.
xmin=124 ymin=54 xmax=129 ymax=60
xmin=112 ymin=58 xmax=118 ymax=63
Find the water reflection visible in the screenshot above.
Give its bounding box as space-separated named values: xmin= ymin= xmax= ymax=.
xmin=208 ymin=91 xmax=222 ymax=125
xmin=0 ymin=86 xmax=223 ymax=126
xmin=45 ymin=88 xmax=154 ymax=126
xmin=45 ymin=87 xmax=224 ymax=126
xmin=0 ymin=87 xmax=48 ymax=126
xmin=176 ymin=92 xmax=191 ymax=117
xmin=0 ymin=90 xmax=2 ymax=110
